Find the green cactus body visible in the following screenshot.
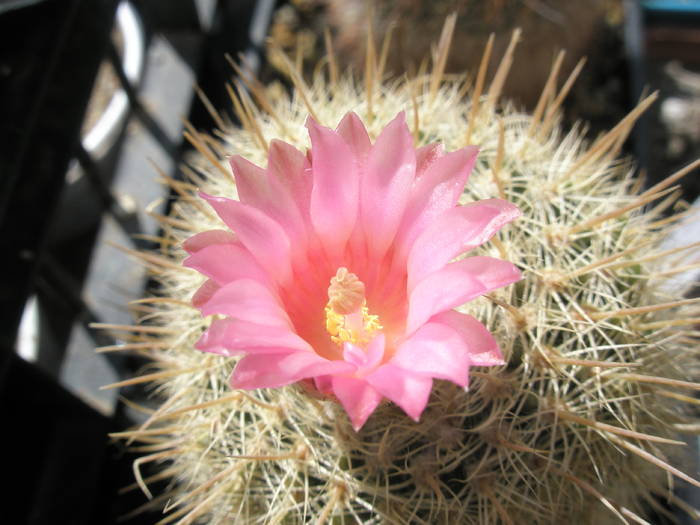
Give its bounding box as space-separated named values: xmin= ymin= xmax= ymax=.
xmin=111 ymin=27 xmax=700 ymax=524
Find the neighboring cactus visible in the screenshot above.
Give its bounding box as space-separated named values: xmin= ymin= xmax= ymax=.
xmin=268 ymin=0 xmax=619 ymax=109
xmin=106 ymin=21 xmax=700 ymax=524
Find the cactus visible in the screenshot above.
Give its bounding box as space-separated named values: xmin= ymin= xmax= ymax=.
xmin=268 ymin=0 xmax=618 ymax=109
xmin=108 ymin=21 xmax=700 ymax=524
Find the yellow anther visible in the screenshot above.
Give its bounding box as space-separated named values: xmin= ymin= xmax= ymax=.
xmin=325 ymin=309 xmax=342 ymax=334
xmin=361 ymin=305 xmax=382 ymax=333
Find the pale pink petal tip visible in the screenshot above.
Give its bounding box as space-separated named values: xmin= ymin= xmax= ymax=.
xmin=191 ymin=279 xmax=219 ymax=309
xmin=332 ymin=376 xmax=383 ymax=430
xmin=183 ymin=229 xmax=236 ymax=254
xmin=437 ymin=311 xmax=507 ymax=367
xmin=336 ymin=111 xmax=371 ymax=159
xmin=367 ymin=365 xmax=433 ymax=421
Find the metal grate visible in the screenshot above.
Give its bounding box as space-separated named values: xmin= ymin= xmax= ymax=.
xmin=0 ymin=0 xmax=274 ymax=522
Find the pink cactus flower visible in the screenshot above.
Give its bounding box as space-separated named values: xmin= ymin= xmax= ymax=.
xmin=184 ymin=112 xmax=521 ymax=430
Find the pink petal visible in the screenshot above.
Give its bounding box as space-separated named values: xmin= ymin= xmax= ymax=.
xmin=435 ymin=310 xmax=505 ymax=366
xmin=267 ymin=139 xmax=312 ymax=217
xmin=231 ymin=154 xmax=309 ymax=254
xmin=361 ymin=111 xmax=416 ymax=258
xmin=341 ymin=334 xmax=385 ymax=373
xmin=342 ymin=343 xmax=367 ymax=368
xmin=195 ymin=318 xmax=312 ymax=355
xmin=407 ymin=199 xmax=520 ymax=291
xmin=314 ymin=375 xmax=333 ymax=394
xmin=199 ymin=279 xmax=291 ymax=327
xmin=393 ymin=146 xmax=479 ymax=269
xmin=306 ymin=117 xmax=359 ymax=258
xmin=391 ymin=321 xmax=471 ymax=387
xmin=363 ymin=334 xmax=386 ymax=370
xmin=192 ymin=279 xmax=220 ymax=309
xmin=230 ymin=351 xmax=356 ymax=389
xmin=331 ymin=376 xmax=383 ymax=430
xmin=415 ymin=143 xmax=444 ymax=177
xmin=415 ymin=145 xmax=478 ymax=212
xmin=406 ymin=256 xmax=521 ymax=334
xmin=229 ymin=155 xmax=267 ymax=208
xmin=201 ymin=193 xmax=293 ymax=285
xmin=184 ymin=243 xmax=268 ymax=286
xmin=336 ymin=112 xmax=371 ymax=160
xmin=183 ymin=230 xmax=236 ymax=254
xmin=366 ymin=364 xmax=433 ymax=421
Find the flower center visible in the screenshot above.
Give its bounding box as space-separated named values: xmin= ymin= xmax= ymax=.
xmin=325 ymin=267 xmax=382 ymax=346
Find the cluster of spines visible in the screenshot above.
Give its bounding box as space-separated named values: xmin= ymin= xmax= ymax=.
xmin=97 ymin=16 xmax=700 ymax=525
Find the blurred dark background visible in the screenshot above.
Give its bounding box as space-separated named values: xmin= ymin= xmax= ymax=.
xmin=1 ymin=0 xmax=699 ymax=523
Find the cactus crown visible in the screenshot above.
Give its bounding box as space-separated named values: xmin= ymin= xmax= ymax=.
xmin=108 ymin=17 xmax=700 ymax=524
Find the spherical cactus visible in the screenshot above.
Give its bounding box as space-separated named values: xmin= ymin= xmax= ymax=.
xmin=110 ymin=23 xmax=700 ymax=524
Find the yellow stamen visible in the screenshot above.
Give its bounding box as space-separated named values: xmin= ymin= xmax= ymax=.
xmin=325 ymin=268 xmax=382 ymax=346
